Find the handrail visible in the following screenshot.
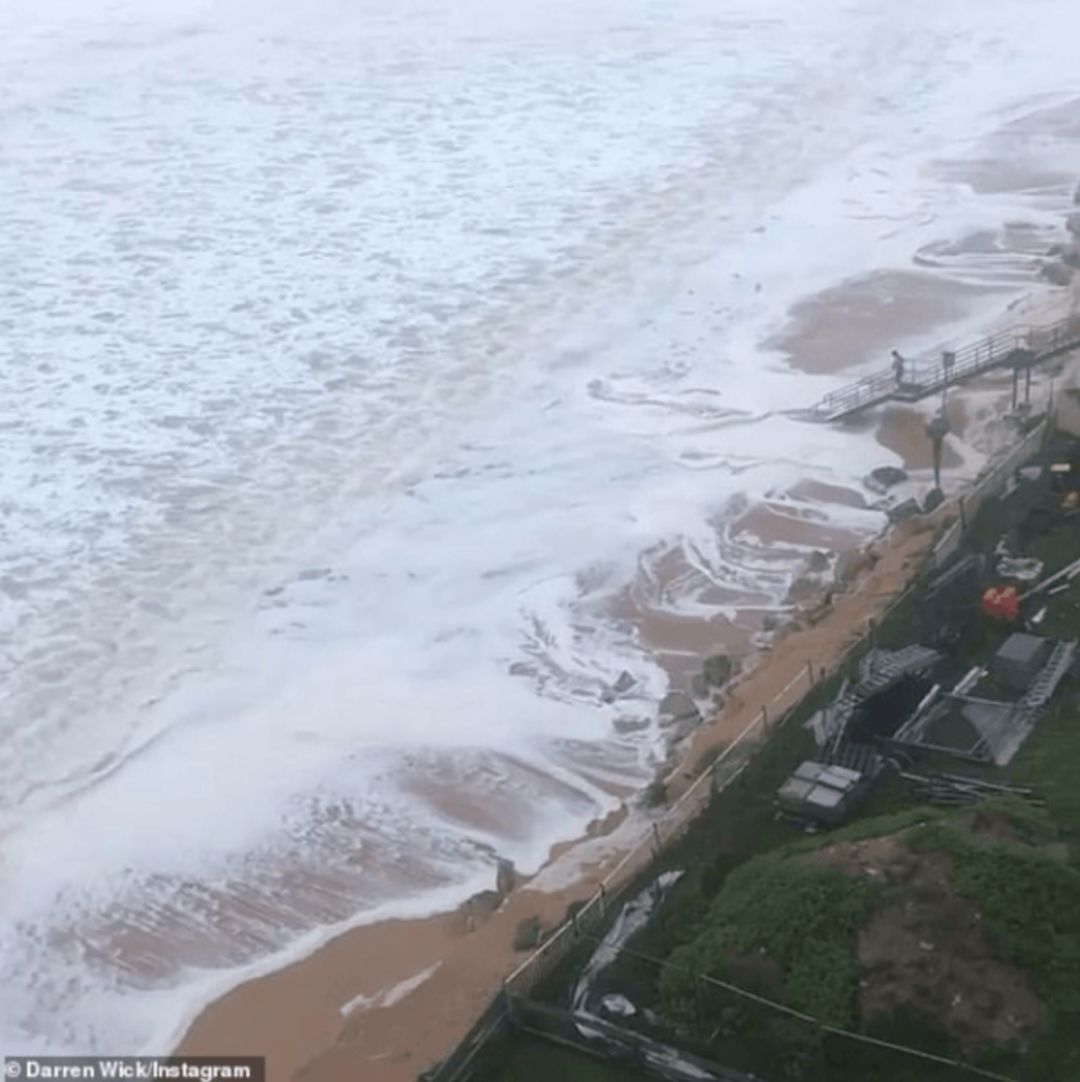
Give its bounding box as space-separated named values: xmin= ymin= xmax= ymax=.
xmin=813 ymin=312 xmax=1080 ymax=421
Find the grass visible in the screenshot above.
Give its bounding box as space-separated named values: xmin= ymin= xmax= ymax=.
xmin=479 ymin=1035 xmax=654 ymax=1081
xmin=1010 ymin=697 xmax=1080 ymax=841
xmin=661 ymin=855 xmax=875 ymax=1027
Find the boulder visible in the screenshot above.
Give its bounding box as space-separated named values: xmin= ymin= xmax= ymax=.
xmin=702 ymin=654 xmax=734 ymax=688
xmin=496 ymin=858 xmax=516 ymax=896
xmin=888 ymin=497 xmax=921 ymax=523
xmin=1067 ymin=212 xmax=1080 ymax=238
xmin=834 ymin=548 xmax=871 ymax=587
xmin=513 ymin=916 xmax=543 ymax=951
xmin=866 ymin=466 xmax=908 ymax=493
xmin=659 ymin=690 xmax=701 ymax=725
xmin=642 ymin=779 xmax=667 ymax=808
xmin=690 ymin=672 xmax=709 ymax=699
xmin=922 ymin=487 xmax=945 ymax=514
xmin=460 ymin=889 xmax=502 ymax=931
xmin=602 ymin=672 xmax=636 ymax=703
xmin=807 ymin=549 xmax=830 ymax=573
xmin=1041 ymin=261 xmax=1074 ymax=286
xmin=1064 ymin=244 xmax=1080 ymax=270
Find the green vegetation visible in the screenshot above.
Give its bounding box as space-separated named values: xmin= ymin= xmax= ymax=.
xmin=1011 ymin=697 xmax=1080 ymax=838
xmin=662 ymin=855 xmax=875 ymax=1026
xmin=480 ymin=1034 xmax=654 ymax=1081
xmin=909 ymin=816 xmax=1080 ymax=1016
xmin=476 ymin=446 xmax=1080 ymax=1082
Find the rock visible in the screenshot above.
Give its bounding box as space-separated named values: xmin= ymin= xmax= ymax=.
xmin=1067 ymin=212 xmax=1080 ymax=238
xmin=496 ymin=858 xmax=516 ymax=896
xmin=834 ymin=548 xmax=871 ymax=587
xmin=1041 ymin=261 xmax=1074 ymax=286
xmin=702 ymin=654 xmax=734 ymax=688
xmin=887 ymin=497 xmax=920 ymax=523
xmin=642 ymin=779 xmax=667 ymax=807
xmin=602 ymin=670 xmax=637 ymax=703
xmin=460 ymin=889 xmax=502 ymax=931
xmin=786 ymin=573 xmax=818 ymax=604
xmin=1063 ymin=244 xmax=1080 ymax=270
xmin=762 ymin=613 xmax=780 ymax=632
xmin=807 ymin=550 xmax=830 ymax=573
xmin=613 ymin=715 xmax=650 ymax=735
xmin=690 ymin=672 xmax=709 ymax=699
xmin=866 ymin=465 xmax=908 ymax=493
xmin=659 ymin=690 xmax=701 ymax=725
xmin=513 ymin=915 xmax=543 ymax=951
xmin=922 ymin=487 xmax=945 ymax=514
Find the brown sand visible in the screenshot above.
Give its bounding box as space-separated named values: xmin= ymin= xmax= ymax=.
xmin=766 ymin=270 xmax=993 ymax=374
xmin=179 ymin=513 xmax=937 ymax=1082
xmin=875 ymin=404 xmax=966 ymax=471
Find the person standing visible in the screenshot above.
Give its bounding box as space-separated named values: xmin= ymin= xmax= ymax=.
xmin=891 ymin=349 xmax=905 ymax=386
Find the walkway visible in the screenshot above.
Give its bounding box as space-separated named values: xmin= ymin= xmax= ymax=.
xmin=812 ymin=313 xmax=1080 ymax=422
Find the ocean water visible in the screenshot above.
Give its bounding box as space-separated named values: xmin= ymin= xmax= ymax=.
xmin=2 ymin=0 xmax=1080 ymax=1051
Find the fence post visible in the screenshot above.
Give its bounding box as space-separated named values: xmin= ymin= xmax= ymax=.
xmin=598 ymin=882 xmax=607 ymax=919
xmin=651 ymin=822 xmax=662 ymax=856
xmin=761 ymin=704 xmax=769 ymax=733
xmin=806 ymin=658 xmax=814 ymax=688
xmin=958 ymin=495 xmax=967 ymax=532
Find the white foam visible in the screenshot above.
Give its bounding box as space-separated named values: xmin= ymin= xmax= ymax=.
xmin=340 ymin=961 xmax=442 ymax=1017
xmin=1 ymin=0 xmax=1079 ymax=1054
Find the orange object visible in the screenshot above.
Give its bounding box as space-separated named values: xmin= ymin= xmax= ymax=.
xmin=982 ymin=585 xmax=1020 ymax=623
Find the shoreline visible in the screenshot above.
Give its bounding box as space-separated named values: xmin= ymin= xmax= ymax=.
xmin=177 ymin=510 xmax=940 ymax=1082
xmin=176 ymin=280 xmax=1080 ymax=1082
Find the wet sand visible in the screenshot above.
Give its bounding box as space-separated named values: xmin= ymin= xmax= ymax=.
xmin=178 ymin=510 xmax=937 ymax=1082
xmin=875 ymin=404 xmax=966 ymax=471
xmin=766 ymin=270 xmax=995 ymax=374
xmin=178 ymin=256 xmax=1080 ymax=1082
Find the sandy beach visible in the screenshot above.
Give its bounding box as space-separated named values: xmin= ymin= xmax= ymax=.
xmin=178 ymin=271 xmax=1080 ymax=1082
xmin=7 ymin=0 xmax=1080 ymax=1061
xmin=178 ymin=510 xmax=937 ymax=1082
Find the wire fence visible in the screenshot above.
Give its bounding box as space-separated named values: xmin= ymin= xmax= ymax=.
xmin=931 ymin=417 xmax=1050 ymax=569
xmin=584 ymin=942 xmax=1024 ymax=1082
xmin=502 ymin=661 xmax=816 ymax=1003
xmin=422 ymin=417 xmax=1054 ymax=1082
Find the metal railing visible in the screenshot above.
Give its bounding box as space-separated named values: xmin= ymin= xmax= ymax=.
xmin=815 ymin=312 xmax=1080 ymax=421
xmin=930 ymin=418 xmax=1049 ymax=569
